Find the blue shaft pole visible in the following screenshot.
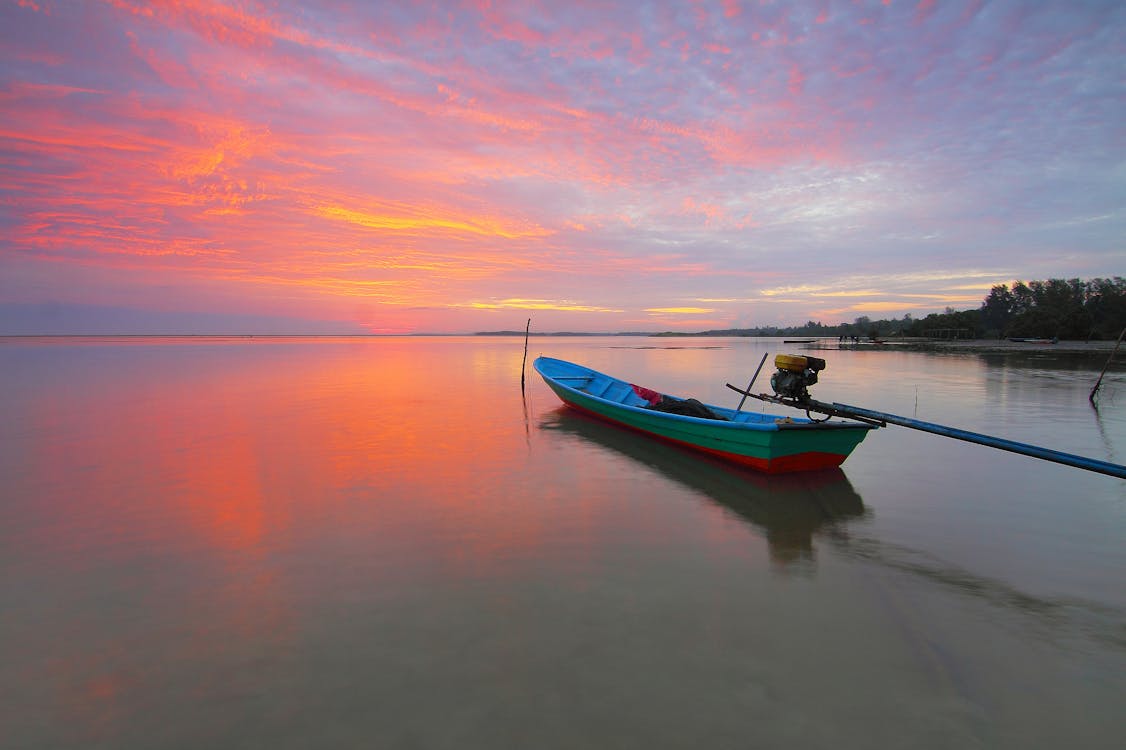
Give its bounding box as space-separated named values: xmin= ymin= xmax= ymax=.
xmin=832 ymin=402 xmax=1126 ymax=480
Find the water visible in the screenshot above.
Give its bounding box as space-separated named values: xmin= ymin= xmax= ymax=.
xmin=1 ymin=336 xmax=1124 ymax=749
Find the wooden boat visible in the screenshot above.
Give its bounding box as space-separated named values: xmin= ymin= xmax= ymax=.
xmin=533 ymin=356 xmax=876 ymax=474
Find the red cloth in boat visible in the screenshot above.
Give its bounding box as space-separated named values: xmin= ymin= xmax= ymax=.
xmin=630 ymin=384 xmax=663 ymax=405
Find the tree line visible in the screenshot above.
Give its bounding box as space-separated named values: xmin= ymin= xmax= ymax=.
xmin=912 ymin=277 xmax=1126 ymax=340
xmin=975 ymin=278 xmax=1125 ymax=340
xmin=661 ymin=277 xmax=1126 ymax=340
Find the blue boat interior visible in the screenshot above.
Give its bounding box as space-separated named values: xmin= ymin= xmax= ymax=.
xmin=534 ymin=356 xmax=807 ymax=426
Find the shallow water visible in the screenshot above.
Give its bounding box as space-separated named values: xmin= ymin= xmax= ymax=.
xmin=1 ymin=336 xmax=1124 ymax=749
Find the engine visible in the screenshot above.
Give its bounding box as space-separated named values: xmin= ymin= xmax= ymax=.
xmin=769 ymin=354 xmax=826 ymax=402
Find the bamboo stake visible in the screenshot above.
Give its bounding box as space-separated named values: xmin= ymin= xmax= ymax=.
xmin=520 ymin=318 xmax=531 ymax=393
xmin=1090 ymin=327 xmax=1125 ymax=405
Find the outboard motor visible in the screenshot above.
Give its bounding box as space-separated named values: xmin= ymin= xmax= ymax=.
xmin=770 ymin=354 xmax=826 ymax=402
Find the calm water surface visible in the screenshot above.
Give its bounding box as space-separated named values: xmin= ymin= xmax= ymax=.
xmin=2 ymin=336 xmax=1124 ymax=749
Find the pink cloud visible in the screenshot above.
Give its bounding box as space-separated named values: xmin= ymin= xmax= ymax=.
xmin=914 ymin=0 xmax=938 ymax=26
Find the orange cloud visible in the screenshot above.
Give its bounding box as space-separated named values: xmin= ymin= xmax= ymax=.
xmin=312 ymin=203 xmax=551 ymax=240
xmin=850 ymin=301 xmax=932 ymax=312
xmin=456 ymin=299 xmax=624 ymax=313
xmin=644 ymin=307 xmax=716 ymax=315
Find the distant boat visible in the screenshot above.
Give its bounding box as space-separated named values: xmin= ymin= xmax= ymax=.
xmin=783 ymin=339 xmax=816 ymax=343
xmin=1009 ymin=337 xmax=1057 ymax=344
xmin=533 ymin=357 xmax=875 ymax=474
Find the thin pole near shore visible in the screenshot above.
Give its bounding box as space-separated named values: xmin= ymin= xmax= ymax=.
xmin=1090 ymin=327 xmax=1125 ymax=405
xmin=521 ymin=318 xmax=531 ymax=393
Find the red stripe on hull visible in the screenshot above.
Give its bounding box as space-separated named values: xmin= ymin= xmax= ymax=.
xmin=560 ymin=399 xmax=848 ymax=474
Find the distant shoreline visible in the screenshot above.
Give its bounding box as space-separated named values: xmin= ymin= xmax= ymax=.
xmin=1 ymin=332 xmax=1121 ymax=357
xmin=805 ymin=338 xmax=1122 ymax=355
xmin=476 ymin=331 xmax=1122 ymax=351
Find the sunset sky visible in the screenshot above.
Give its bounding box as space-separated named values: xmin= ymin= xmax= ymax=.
xmin=1 ymin=0 xmax=1123 ymax=334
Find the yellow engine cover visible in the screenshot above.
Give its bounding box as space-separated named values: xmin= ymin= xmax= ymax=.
xmin=774 ymin=354 xmax=808 ymax=372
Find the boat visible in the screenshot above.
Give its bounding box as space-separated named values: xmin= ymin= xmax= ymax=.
xmin=533 ymin=356 xmax=876 ymax=474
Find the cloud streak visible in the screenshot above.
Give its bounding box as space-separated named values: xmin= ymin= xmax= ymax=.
xmin=1 ymin=0 xmax=1123 ymax=333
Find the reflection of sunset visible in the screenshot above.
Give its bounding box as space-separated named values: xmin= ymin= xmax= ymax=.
xmin=6 ymin=336 xmax=1123 ymax=749
xmin=9 ymin=341 xmax=599 ymax=585
xmin=8 ymin=338 xmax=817 ymax=618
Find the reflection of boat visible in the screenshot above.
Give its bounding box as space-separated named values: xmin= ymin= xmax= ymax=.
xmin=539 ymin=407 xmax=866 ymax=564
xmin=534 ymin=356 xmax=874 ymax=473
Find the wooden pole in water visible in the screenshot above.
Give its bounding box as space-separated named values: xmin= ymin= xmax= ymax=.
xmin=1089 ymin=327 xmax=1125 ymax=405
xmin=736 ymin=352 xmax=770 ymax=412
xmin=521 ymin=318 xmax=531 ymax=393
